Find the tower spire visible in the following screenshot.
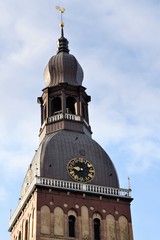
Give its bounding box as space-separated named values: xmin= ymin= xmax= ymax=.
xmin=55 ymin=6 xmax=65 ymax=37
xmin=55 ymin=6 xmax=69 ymax=53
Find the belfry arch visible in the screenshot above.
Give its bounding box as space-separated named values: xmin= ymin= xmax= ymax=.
xmin=66 ymin=96 xmax=77 ymax=115
xmin=51 ymin=96 xmax=62 ymax=115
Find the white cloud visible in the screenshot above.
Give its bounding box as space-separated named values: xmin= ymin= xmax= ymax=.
xmin=83 ymin=55 xmax=160 ymax=173
xmin=1 ymin=0 xmax=160 ymax=177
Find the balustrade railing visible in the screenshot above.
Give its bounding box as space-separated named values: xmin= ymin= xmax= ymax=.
xmin=65 ymin=113 xmax=81 ymax=121
xmin=37 ymin=177 xmax=131 ymax=198
xmin=9 ymin=176 xmax=131 ymax=230
xmin=47 ymin=113 xmax=91 ymax=130
xmin=48 ymin=113 xmax=82 ymax=124
xmin=48 ymin=113 xmax=63 ymax=123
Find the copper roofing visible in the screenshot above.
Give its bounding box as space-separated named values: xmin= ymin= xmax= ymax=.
xmin=40 ymin=131 xmax=119 ymax=187
xmin=43 ymin=31 xmax=83 ymax=87
xmin=44 ymin=52 xmax=83 ymax=87
xmin=20 ymin=130 xmax=119 ymax=198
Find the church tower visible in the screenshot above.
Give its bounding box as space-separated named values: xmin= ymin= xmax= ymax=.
xmin=9 ymin=8 xmax=134 ymax=240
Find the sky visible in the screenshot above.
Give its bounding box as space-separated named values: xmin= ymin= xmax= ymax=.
xmin=0 ymin=0 xmax=160 ymax=239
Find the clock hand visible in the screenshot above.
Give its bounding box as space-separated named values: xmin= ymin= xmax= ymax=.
xmin=73 ymin=166 xmax=81 ymax=171
xmin=73 ymin=166 xmax=83 ymax=171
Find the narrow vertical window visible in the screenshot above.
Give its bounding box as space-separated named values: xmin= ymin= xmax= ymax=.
xmin=25 ymin=220 xmax=28 ymax=240
xmin=32 ymin=208 xmax=35 ymax=237
xmin=94 ymin=218 xmax=100 ymax=240
xmin=82 ymin=103 xmax=86 ymax=119
xmin=68 ymin=215 xmax=76 ymax=237
xmin=18 ymin=231 xmax=21 ymax=240
xmin=43 ymin=105 xmax=46 ymax=122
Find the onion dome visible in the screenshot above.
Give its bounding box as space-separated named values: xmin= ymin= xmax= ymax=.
xmin=44 ymin=27 xmax=84 ymax=87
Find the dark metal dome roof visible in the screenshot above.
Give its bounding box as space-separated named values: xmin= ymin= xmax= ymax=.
xmin=44 ymin=52 xmax=84 ymax=87
xmin=39 ymin=130 xmax=119 ymax=188
xmin=20 ymin=130 xmax=119 ymax=198
xmin=43 ymin=34 xmax=84 ymax=87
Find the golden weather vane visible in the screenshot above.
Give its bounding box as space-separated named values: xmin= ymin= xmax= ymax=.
xmin=55 ymin=6 xmax=65 ymax=28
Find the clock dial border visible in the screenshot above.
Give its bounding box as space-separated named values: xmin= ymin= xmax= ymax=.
xmin=67 ymin=157 xmax=95 ymax=183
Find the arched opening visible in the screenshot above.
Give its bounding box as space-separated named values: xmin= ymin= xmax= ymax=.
xmin=25 ymin=220 xmax=28 ymax=240
xmin=66 ymin=96 xmax=77 ymax=115
xmin=32 ymin=208 xmax=35 ymax=237
xmin=22 ymin=220 xmax=24 ymax=240
xmin=106 ymin=214 xmax=116 ymax=239
xmin=68 ymin=215 xmax=76 ymax=237
xmin=82 ymin=103 xmax=86 ymax=119
xmin=18 ymin=231 xmax=21 ymax=240
xmin=54 ymin=207 xmax=64 ymax=236
xmin=82 ymin=102 xmax=89 ymax=123
xmin=29 ymin=214 xmax=31 ymax=239
xmin=52 ymin=97 xmax=61 ymax=115
xmin=43 ymin=105 xmax=46 ymax=121
xmin=40 ymin=205 xmax=51 ymax=234
xmin=94 ymin=218 xmax=100 ymax=240
xmin=119 ymin=216 xmax=129 ymax=240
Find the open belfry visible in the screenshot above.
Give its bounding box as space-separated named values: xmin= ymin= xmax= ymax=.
xmin=9 ymin=7 xmax=134 ymax=240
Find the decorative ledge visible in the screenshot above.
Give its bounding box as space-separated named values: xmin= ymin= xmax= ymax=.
xmin=9 ymin=176 xmax=131 ymax=230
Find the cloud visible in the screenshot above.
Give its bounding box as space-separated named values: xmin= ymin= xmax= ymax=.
xmin=81 ymin=52 xmax=160 ymax=174
xmin=1 ymin=0 xmax=160 ymax=178
xmin=68 ymin=0 xmax=160 ymax=175
xmin=1 ymin=2 xmax=160 ymax=240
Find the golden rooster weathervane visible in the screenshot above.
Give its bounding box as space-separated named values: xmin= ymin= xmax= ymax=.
xmin=55 ymin=6 xmax=65 ymax=28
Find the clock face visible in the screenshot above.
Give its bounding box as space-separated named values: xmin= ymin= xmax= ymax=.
xmin=67 ymin=157 xmax=95 ymax=183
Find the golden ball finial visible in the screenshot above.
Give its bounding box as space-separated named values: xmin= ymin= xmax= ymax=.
xmin=60 ymin=22 xmax=64 ymax=28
